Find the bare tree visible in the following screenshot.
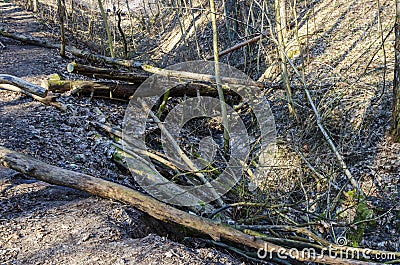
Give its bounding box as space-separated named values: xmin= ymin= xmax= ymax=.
xmin=210 ymin=0 xmax=230 ymax=152
xmin=32 ymin=0 xmax=38 ymax=12
xmin=274 ymin=0 xmax=297 ymax=120
xmin=394 ymin=0 xmax=400 ymax=141
xmin=57 ymin=0 xmax=66 ymax=57
xmin=98 ymin=0 xmax=115 ymax=58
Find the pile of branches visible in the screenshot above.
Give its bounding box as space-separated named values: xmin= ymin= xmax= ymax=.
xmin=1 ymin=28 xmax=399 ymax=265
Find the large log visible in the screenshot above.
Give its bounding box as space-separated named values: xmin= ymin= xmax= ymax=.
xmin=0 ymin=74 xmax=47 ymax=97
xmin=67 ymin=62 xmax=148 ymax=83
xmin=141 ymin=64 xmax=264 ymax=89
xmin=43 ymin=78 xmax=238 ymax=99
xmin=0 ymin=146 xmax=375 ymax=265
xmin=0 ymin=27 xmax=141 ymax=68
xmin=43 ymin=79 xmax=140 ymax=99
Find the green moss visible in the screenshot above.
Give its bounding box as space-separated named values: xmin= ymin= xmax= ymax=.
xmin=48 ymin=73 xmax=61 ymax=81
xmin=345 ymin=190 xmax=374 ymax=247
xmin=287 ymin=47 xmax=301 ymax=59
xmin=112 ymin=149 xmax=124 ymax=162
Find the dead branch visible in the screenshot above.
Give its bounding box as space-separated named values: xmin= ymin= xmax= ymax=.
xmin=206 ymin=32 xmax=268 ymax=60
xmin=0 ymin=74 xmax=47 ymax=97
xmin=0 ymin=84 xmax=66 ymax=110
xmin=0 ymin=146 xmax=377 ymax=265
xmin=138 ymin=98 xmax=225 ymax=207
xmin=91 ymin=122 xmax=188 ymax=174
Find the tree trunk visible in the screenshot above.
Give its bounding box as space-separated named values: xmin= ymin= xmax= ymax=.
xmin=67 ymin=62 xmax=148 ymax=83
xmin=141 ymin=64 xmax=264 ymax=88
xmin=98 ymin=0 xmax=115 ymax=58
xmin=275 ymin=0 xmax=297 ymax=120
xmin=43 ymin=79 xmax=140 ymax=99
xmin=393 ymin=0 xmax=400 ymax=141
xmin=209 ymin=0 xmax=230 ymax=153
xmin=32 ymin=0 xmax=38 ymax=12
xmin=57 ymin=0 xmax=66 ymax=57
xmin=0 ymin=146 xmax=378 ymax=265
xmin=43 ymin=77 xmax=237 ymax=99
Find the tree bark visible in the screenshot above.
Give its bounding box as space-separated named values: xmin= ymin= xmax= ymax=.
xmin=0 ymin=74 xmax=47 ymax=97
xmin=393 ymin=0 xmax=400 ymax=141
xmin=141 ymin=64 xmax=264 ymax=88
xmin=67 ymin=62 xmax=148 ymax=83
xmin=32 ymin=0 xmax=38 ymax=12
xmin=275 ymin=0 xmax=297 ymax=120
xmin=0 ymin=146 xmax=377 ymax=265
xmin=209 ymin=0 xmax=230 ymax=153
xmin=43 ymin=79 xmax=140 ymax=99
xmin=57 ymin=0 xmax=66 ymax=57
xmin=97 ymin=0 xmax=114 ymax=58
xmin=43 ymin=78 xmax=237 ymax=99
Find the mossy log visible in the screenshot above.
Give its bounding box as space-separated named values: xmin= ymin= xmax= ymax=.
xmin=67 ymin=62 xmax=148 ymax=83
xmin=43 ymin=76 xmax=237 ymax=99
xmin=43 ymin=79 xmax=140 ymax=99
xmin=0 ymin=145 xmax=374 ymax=265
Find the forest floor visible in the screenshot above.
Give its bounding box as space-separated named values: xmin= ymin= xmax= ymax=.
xmin=0 ymin=0 xmax=399 ymax=264
xmin=0 ymin=3 xmax=243 ymax=264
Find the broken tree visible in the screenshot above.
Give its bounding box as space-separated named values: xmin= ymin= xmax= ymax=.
xmin=0 ymin=146 xmax=381 ymax=265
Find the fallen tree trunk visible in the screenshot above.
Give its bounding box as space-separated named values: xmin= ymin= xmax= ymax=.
xmin=142 ymin=64 xmax=264 ymax=89
xmin=43 ymin=79 xmax=140 ymax=99
xmin=0 ymin=27 xmax=141 ymax=68
xmin=67 ymin=62 xmax=148 ymax=83
xmin=0 ymin=146 xmax=378 ymax=265
xmin=0 ymin=74 xmax=47 ymax=97
xmin=0 ymin=28 xmax=265 ymax=90
xmin=66 ymin=63 xmax=250 ymax=97
xmin=43 ymin=78 xmax=238 ymax=99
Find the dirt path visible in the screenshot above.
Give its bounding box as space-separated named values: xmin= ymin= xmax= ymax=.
xmin=0 ymin=3 xmax=243 ymax=264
